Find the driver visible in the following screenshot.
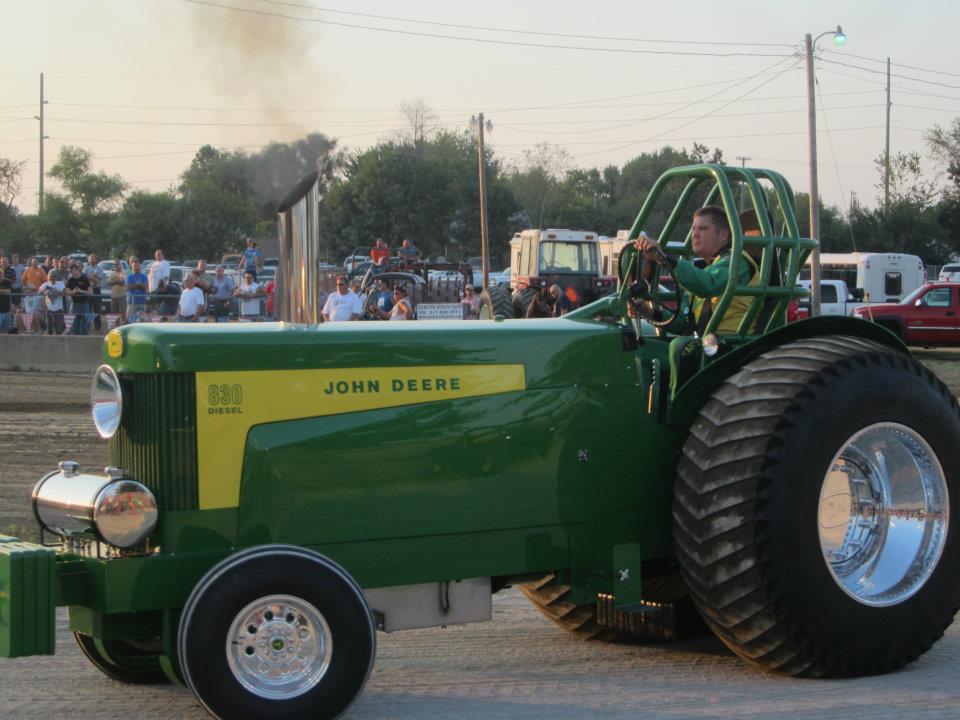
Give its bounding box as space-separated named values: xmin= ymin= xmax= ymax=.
xmin=633 ymin=205 xmax=759 ymax=334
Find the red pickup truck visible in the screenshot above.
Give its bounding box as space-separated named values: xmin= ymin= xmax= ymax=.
xmin=852 ymin=282 xmax=960 ymax=345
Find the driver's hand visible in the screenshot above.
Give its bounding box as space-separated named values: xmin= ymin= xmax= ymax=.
xmin=634 ymin=236 xmax=667 ymax=263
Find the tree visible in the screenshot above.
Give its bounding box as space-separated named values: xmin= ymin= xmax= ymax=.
xmin=503 ymin=143 xmax=572 ymax=230
xmin=0 ymin=156 xmax=26 ymax=208
xmin=396 ymin=99 xmax=438 ymax=145
xmin=107 ymin=191 xmax=181 ymax=260
xmin=926 ymin=118 xmax=960 ymax=189
xmin=320 ymin=131 xmax=517 ymax=263
xmin=875 ymin=151 xmax=938 ymax=209
xmin=47 ymin=146 xmax=126 ymax=216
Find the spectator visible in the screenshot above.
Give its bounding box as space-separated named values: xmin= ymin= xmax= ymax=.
xmin=152 ymin=278 xmax=177 ymax=316
xmin=209 ymin=265 xmax=235 ymax=321
xmin=0 ymin=257 xmax=14 ymax=332
xmin=351 ymin=278 xmax=367 ymax=308
xmin=193 ymin=260 xmax=213 ymax=295
xmin=234 ymin=271 xmax=262 ymax=321
xmin=372 ymin=279 xmax=393 ymax=316
xmin=82 ymin=254 xmax=104 ymax=331
xmin=37 ymin=272 xmax=66 ymax=334
xmin=41 ymin=256 xmax=53 ymax=274
xmin=125 ymin=259 xmax=149 ymax=321
xmin=263 ymin=278 xmax=276 ymax=320
xmin=386 ymin=285 xmax=413 ymax=321
xmin=49 ymin=258 xmax=63 ymax=282
xmin=461 ymin=285 xmax=479 ymax=319
xmin=177 ymin=275 xmax=205 ymax=322
xmin=148 ymin=249 xmax=170 ymax=293
xmin=525 ymin=285 xmax=551 ymax=318
xmin=322 ymin=275 xmax=361 ymax=321
xmin=238 ymin=237 xmax=261 ymax=281
xmin=550 ymin=284 xmax=573 ymax=317
xmin=397 ymin=239 xmax=422 ymax=266
xmin=21 ymin=256 xmax=46 ymax=297
xmin=107 ymin=260 xmax=128 ymax=316
xmin=370 ymin=239 xmax=390 ymax=266
xmin=65 ymin=264 xmax=94 ymax=335
xmin=10 ymin=253 xmax=24 ymax=308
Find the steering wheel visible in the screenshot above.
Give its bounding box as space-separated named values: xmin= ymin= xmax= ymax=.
xmin=619 ymin=242 xmax=683 ymax=328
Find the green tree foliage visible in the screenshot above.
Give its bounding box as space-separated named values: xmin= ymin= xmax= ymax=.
xmin=176 ymin=146 xmax=258 ymax=260
xmin=47 ymin=146 xmax=126 ymax=219
xmin=107 ymin=191 xmax=181 ymax=260
xmin=320 ymin=131 xmax=518 ymax=263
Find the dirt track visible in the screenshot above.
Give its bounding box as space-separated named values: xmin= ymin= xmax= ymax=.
xmin=2 ymin=352 xmax=960 ymax=719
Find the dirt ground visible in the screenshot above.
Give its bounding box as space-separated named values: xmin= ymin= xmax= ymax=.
xmin=2 ymin=351 xmax=960 ymax=718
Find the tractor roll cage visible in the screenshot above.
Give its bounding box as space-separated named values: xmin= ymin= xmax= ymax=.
xmin=614 ymin=164 xmax=817 ymax=336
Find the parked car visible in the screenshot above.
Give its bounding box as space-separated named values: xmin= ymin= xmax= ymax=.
xmin=263 ymin=257 xmax=279 ymax=267
xmin=182 ymin=259 xmax=205 ymax=270
xmin=98 ymin=259 xmax=129 ymax=273
xmin=938 ymin=263 xmax=960 ymax=282
xmin=853 ymin=282 xmax=960 ymax=345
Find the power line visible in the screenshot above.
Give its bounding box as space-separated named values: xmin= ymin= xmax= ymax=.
xmin=497 ymin=104 xmax=882 ymax=135
xmin=825 ymin=50 xmax=960 ymax=80
xmin=574 ymin=57 xmax=801 ymax=158
xmin=182 ymin=0 xmax=793 ymax=58
xmin=255 ymin=0 xmax=796 ymax=48
xmin=817 ymin=66 xmax=960 ymax=103
xmin=819 ymin=57 xmax=960 ymax=92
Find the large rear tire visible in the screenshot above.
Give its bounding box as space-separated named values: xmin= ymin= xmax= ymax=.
xmin=674 ymin=336 xmax=960 ymax=677
xmin=478 ymin=286 xmax=514 ymax=319
xmin=511 ymin=287 xmax=537 ymax=317
xmin=519 ymin=569 xmax=704 ymax=642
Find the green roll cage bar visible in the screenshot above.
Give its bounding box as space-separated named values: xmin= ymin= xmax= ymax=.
xmin=568 ymin=164 xmax=816 ymax=337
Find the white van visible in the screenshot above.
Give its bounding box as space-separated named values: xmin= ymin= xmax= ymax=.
xmin=801 ymin=252 xmax=925 ymax=304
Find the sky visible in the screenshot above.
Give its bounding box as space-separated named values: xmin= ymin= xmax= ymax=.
xmin=3 ymin=0 xmax=960 ymax=221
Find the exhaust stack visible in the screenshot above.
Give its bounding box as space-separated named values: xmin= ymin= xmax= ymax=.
xmin=277 ymin=171 xmax=321 ymax=323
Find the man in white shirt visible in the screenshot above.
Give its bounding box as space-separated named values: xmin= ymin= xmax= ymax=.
xmin=37 ymin=275 xmax=66 ymax=334
xmin=148 ymin=249 xmax=171 ymax=292
xmin=177 ymin=275 xmax=205 ymax=322
xmin=322 ymin=275 xmax=361 ymax=321
xmin=234 ymin=271 xmax=262 ymax=320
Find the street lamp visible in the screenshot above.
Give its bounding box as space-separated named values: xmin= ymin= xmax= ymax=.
xmin=806 ymin=25 xmax=846 ymax=316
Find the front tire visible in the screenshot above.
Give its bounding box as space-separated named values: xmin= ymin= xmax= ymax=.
xmin=178 ymin=546 xmax=375 ymax=720
xmin=674 ymin=336 xmax=960 ymax=676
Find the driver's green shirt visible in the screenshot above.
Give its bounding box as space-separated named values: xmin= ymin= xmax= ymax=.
xmin=668 ymin=250 xmax=757 ymax=334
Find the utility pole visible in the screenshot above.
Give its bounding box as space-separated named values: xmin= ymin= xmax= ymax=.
xmin=884 ymin=57 xmax=891 ymax=212
xmin=805 ymin=33 xmax=822 ymax=317
xmin=472 ymin=113 xmax=492 ymax=289
xmin=34 ymin=72 xmax=49 ymax=248
xmin=36 ymin=73 xmax=47 ymax=214
xmin=736 ymin=155 xmax=751 ymax=212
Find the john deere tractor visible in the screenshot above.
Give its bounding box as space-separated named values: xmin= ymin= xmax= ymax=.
xmin=3 ymin=165 xmax=957 ymax=720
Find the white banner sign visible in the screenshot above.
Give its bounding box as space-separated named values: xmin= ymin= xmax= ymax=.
xmin=416 ymin=303 xmax=466 ymax=320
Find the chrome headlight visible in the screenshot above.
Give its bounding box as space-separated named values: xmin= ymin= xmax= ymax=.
xmin=92 ymin=364 xmax=122 ymax=438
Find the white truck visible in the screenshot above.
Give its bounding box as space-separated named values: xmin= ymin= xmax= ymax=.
xmin=801 ymin=252 xmax=924 ymax=305
xmin=797 ymin=279 xmax=865 ymax=317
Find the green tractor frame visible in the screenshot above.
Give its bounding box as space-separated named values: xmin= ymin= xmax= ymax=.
xmin=3 ymin=165 xmax=958 ymax=720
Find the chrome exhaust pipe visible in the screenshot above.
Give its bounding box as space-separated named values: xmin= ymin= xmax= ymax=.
xmin=277 ymin=171 xmax=321 ymax=323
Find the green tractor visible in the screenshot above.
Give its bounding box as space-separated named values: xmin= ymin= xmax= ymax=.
xmin=3 ymin=165 xmax=958 ymax=720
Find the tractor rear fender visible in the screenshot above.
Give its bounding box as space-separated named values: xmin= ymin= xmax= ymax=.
xmin=668 ymin=316 xmax=908 ymax=434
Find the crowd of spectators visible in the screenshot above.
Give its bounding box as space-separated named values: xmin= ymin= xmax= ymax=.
xmin=0 ymin=248 xmax=277 ymax=334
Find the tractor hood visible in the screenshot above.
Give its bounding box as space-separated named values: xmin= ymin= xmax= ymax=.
xmin=104 ymin=319 xmax=635 ymax=391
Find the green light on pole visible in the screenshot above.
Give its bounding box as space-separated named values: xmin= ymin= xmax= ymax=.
xmin=834 ymin=25 xmax=846 ymax=44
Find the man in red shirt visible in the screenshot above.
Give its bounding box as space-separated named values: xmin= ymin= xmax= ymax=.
xmin=370 ymin=239 xmax=390 ymax=267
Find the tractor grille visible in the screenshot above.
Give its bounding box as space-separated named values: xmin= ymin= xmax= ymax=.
xmin=110 ymin=373 xmax=198 ymax=511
